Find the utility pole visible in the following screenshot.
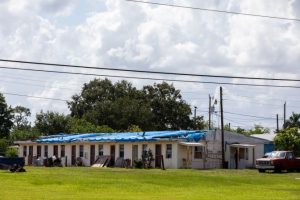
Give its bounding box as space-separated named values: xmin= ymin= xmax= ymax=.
xmin=284 ymin=102 xmax=286 ymax=128
xmin=194 ymin=106 xmax=197 ymax=130
xmin=229 ymin=123 xmax=231 ymax=131
xmin=276 ymin=114 xmax=279 ymax=132
xmin=220 ymin=87 xmax=225 ymax=168
xmin=208 ymin=95 xmax=211 ymax=130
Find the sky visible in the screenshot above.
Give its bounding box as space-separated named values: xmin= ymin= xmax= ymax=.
xmin=0 ymin=0 xmax=300 ymax=131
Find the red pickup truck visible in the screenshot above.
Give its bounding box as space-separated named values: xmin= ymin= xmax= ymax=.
xmin=256 ymin=151 xmax=300 ymax=173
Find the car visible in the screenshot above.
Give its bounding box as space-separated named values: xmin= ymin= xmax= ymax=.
xmin=256 ymin=151 xmax=300 ymax=173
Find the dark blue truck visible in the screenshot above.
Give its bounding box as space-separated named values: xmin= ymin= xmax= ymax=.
xmin=0 ymin=157 xmax=25 ymax=170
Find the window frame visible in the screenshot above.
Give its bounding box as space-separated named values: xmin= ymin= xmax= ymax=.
xmin=98 ymin=144 xmax=104 ymax=156
xmin=37 ymin=145 xmax=41 ymax=157
xmin=194 ymin=146 xmax=203 ymax=159
xmin=60 ymin=145 xmax=65 ymax=157
xmin=23 ymin=146 xmax=27 ymax=157
xmin=44 ymin=145 xmax=48 ymax=157
xmin=166 ymin=144 xmax=172 ymax=159
xmin=119 ymin=144 xmax=124 ymax=158
xmin=79 ymin=145 xmax=84 ymax=157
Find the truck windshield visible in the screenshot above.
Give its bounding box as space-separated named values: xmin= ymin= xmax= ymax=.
xmin=270 ymin=152 xmax=286 ymax=158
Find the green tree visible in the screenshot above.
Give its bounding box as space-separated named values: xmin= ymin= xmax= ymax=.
xmin=67 ymin=118 xmax=115 ymax=133
xmin=194 ymin=116 xmax=207 ymax=130
xmin=248 ymin=124 xmax=270 ymax=135
xmin=143 ymin=82 xmax=192 ymax=130
xmin=12 ymin=106 xmax=31 ymax=130
xmin=126 ymin=125 xmax=143 ymax=132
xmin=274 ymin=127 xmax=300 ymax=155
xmin=236 ymin=127 xmax=247 ymax=135
xmin=0 ymin=138 xmax=9 ymax=156
xmin=5 ymin=147 xmax=18 ymax=157
xmin=34 ymin=111 xmax=70 ymax=135
xmin=283 ymin=112 xmax=300 ymax=129
xmin=9 ymin=129 xmax=40 ymax=142
xmin=0 ymin=93 xmax=14 ymax=138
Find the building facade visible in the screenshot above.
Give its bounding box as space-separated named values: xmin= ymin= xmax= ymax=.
xmin=16 ymin=130 xmax=272 ymax=169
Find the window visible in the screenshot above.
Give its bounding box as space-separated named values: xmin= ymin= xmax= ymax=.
xmin=98 ymin=145 xmax=104 ymax=156
xmin=287 ymin=152 xmax=293 ymax=160
xmin=194 ymin=146 xmax=203 ymax=159
xmin=79 ymin=145 xmax=84 ymax=157
xmin=37 ymin=146 xmax=41 ymax=157
xmin=245 ymin=148 xmax=248 ymax=160
xmin=166 ymin=144 xmax=172 ymax=159
xmin=142 ymin=144 xmax=148 ymax=158
xmin=44 ymin=145 xmax=48 ymax=157
xmin=119 ymin=144 xmax=124 ymax=158
xmin=53 ymin=145 xmax=58 ymax=157
xmin=23 ymin=146 xmax=27 ymax=157
xmin=61 ymin=145 xmax=65 ymax=157
xmin=132 ymin=145 xmax=138 ymax=162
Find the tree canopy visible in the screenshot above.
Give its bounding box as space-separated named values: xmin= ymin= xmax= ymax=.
xmin=68 ymin=79 xmax=193 ymax=131
xmin=0 ymin=93 xmax=14 ymax=138
xmin=283 ymin=112 xmax=300 ymax=129
xmin=274 ymin=127 xmax=300 ymax=155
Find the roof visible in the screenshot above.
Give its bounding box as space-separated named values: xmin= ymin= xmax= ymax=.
xmin=230 ymin=144 xmax=256 ymax=148
xmin=250 ymin=133 xmax=276 ymax=141
xmin=179 ymin=142 xmax=205 ymax=146
xmin=34 ymin=130 xmax=206 ymax=143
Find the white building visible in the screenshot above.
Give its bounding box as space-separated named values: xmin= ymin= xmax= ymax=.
xmin=15 ymin=130 xmax=272 ymax=169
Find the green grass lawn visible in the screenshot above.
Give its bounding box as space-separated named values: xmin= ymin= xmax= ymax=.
xmin=0 ymin=167 xmax=299 ymax=200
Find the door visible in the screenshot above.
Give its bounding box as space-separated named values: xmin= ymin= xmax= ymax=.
xmin=90 ymin=145 xmax=95 ymax=165
xmin=155 ymin=144 xmax=162 ymax=168
xmin=132 ymin=145 xmax=138 ymax=164
xmin=53 ymin=145 xmax=58 ymax=157
xmin=28 ymin=146 xmax=33 ymax=165
xmin=71 ymin=145 xmax=76 ymax=166
xmin=110 ymin=145 xmax=115 ymax=166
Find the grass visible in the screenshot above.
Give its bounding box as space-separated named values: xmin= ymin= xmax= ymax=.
xmin=0 ymin=167 xmax=300 ymax=200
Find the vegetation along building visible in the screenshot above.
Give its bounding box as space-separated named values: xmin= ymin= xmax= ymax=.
xmin=15 ymin=130 xmax=273 ymax=169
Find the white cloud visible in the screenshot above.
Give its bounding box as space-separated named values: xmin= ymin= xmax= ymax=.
xmin=0 ymin=0 xmax=299 ymax=130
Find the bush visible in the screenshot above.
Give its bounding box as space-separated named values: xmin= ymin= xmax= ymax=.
xmin=5 ymin=147 xmax=18 ymax=158
xmin=133 ymin=160 xmax=143 ymax=169
xmin=0 ymin=139 xmax=9 ymax=156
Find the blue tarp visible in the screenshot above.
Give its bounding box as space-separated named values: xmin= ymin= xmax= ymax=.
xmin=35 ymin=130 xmax=206 ymax=143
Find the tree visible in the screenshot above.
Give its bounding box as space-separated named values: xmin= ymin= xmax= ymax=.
xmin=142 ymin=82 xmax=192 ymax=130
xmin=34 ymin=111 xmax=70 ymax=135
xmin=0 ymin=93 xmax=14 ymax=138
xmin=283 ymin=112 xmax=300 ymax=129
xmin=274 ymin=127 xmax=300 ymax=155
xmin=68 ymin=79 xmax=192 ymax=131
xmin=12 ymin=106 xmax=31 ymax=130
xmin=67 ymin=118 xmax=115 ymax=133
xmin=9 ymin=129 xmax=40 ymax=142
xmin=194 ymin=116 xmax=207 ymax=130
xmin=0 ymin=138 xmax=9 ymax=156
xmin=126 ymin=125 xmax=142 ymax=132
xmin=248 ymin=124 xmax=270 ymax=135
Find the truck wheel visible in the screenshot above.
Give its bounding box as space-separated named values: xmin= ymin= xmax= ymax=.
xmin=258 ymin=169 xmax=265 ymax=173
xmin=274 ymin=165 xmax=282 ymax=173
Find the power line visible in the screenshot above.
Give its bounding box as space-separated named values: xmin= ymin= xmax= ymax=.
xmin=225 ymin=98 xmax=300 ymax=109
xmin=1 ymin=65 xmax=300 ymax=89
xmin=125 ymin=0 xmax=300 ymax=22
xmin=1 ymin=59 xmax=300 ymax=83
xmin=2 ymin=92 xmax=68 ymax=102
xmin=224 ymin=111 xmax=280 ymax=120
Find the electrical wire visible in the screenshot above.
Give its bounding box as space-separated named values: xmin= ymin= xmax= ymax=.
xmin=125 ymin=0 xmax=300 ymax=22
xmin=2 ymin=92 xmax=68 ymax=102
xmin=1 ymin=65 xmax=300 ymax=89
xmin=1 ymin=58 xmax=300 ymax=82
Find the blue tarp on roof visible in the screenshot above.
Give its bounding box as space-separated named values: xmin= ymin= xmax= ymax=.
xmin=35 ymin=130 xmax=206 ymax=143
